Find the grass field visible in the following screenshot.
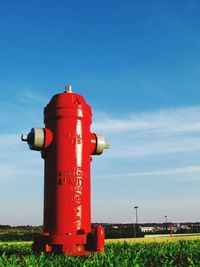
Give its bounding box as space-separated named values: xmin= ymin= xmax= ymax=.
xmin=1 ymin=236 xmax=200 ymax=266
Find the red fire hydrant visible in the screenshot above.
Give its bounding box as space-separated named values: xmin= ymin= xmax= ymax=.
xmin=21 ymin=85 xmax=109 ymax=255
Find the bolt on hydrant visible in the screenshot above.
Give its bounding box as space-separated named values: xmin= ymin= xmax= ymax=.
xmin=21 ymin=85 xmax=109 ymax=255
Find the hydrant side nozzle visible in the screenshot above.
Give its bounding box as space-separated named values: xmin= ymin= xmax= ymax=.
xmin=28 ymin=128 xmax=45 ymax=151
xmin=92 ymin=133 xmax=110 ymax=155
xmin=21 ymin=128 xmax=53 ymax=151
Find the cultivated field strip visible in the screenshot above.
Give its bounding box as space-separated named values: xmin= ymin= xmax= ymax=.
xmin=106 ymin=235 xmax=200 ymax=243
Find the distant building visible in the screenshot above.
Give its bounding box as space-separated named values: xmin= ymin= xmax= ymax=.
xmin=140 ymin=226 xmax=155 ymax=233
xmin=112 ymin=226 xmax=119 ymax=229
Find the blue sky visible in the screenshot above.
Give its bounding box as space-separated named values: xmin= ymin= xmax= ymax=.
xmin=1 ymin=0 xmax=200 ymax=225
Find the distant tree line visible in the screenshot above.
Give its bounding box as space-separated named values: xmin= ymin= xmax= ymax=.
xmin=1 ymin=223 xmax=200 ymax=241
xmin=0 ymin=225 xmax=42 ymax=242
xmin=102 ymin=224 xmax=143 ymax=239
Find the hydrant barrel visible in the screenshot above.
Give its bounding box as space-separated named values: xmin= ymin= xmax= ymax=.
xmin=43 ymin=91 xmax=92 ymax=236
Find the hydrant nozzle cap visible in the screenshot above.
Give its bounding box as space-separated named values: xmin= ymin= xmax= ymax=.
xmin=65 ymin=85 xmax=72 ymax=93
xmin=21 ymin=134 xmax=28 ymax=142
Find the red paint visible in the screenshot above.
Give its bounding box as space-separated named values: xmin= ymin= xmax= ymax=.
xmin=96 ymin=225 xmax=105 ymax=252
xmin=170 ymin=223 xmax=173 ymax=238
xmin=44 ymin=128 xmax=53 ymax=148
xmin=22 ymin=89 xmax=109 ymax=255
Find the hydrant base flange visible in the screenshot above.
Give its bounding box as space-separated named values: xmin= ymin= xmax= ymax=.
xmin=33 ymin=225 xmax=104 ymax=256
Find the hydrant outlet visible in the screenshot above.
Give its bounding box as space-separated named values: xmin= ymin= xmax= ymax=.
xmin=92 ymin=134 xmax=110 ymax=155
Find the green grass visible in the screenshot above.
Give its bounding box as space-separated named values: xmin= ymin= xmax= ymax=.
xmin=1 ymin=240 xmax=200 ymax=266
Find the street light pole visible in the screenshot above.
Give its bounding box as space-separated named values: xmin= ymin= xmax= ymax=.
xmin=135 ymin=206 xmax=139 ymax=225
xmin=134 ymin=206 xmax=139 ymax=237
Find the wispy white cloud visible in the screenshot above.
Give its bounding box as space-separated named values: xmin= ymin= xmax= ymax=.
xmin=0 ymin=134 xmax=19 ymax=147
xmin=0 ymin=134 xmax=42 ymax=183
xmin=17 ymin=90 xmax=48 ymax=105
xmin=93 ymin=106 xmax=200 ymax=134
xmin=0 ymin=89 xmax=46 ymax=133
xmin=95 ymin=165 xmax=200 ymax=181
xmin=93 ymin=106 xmax=200 ymax=159
xmin=107 ymin=137 xmax=200 ymax=159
